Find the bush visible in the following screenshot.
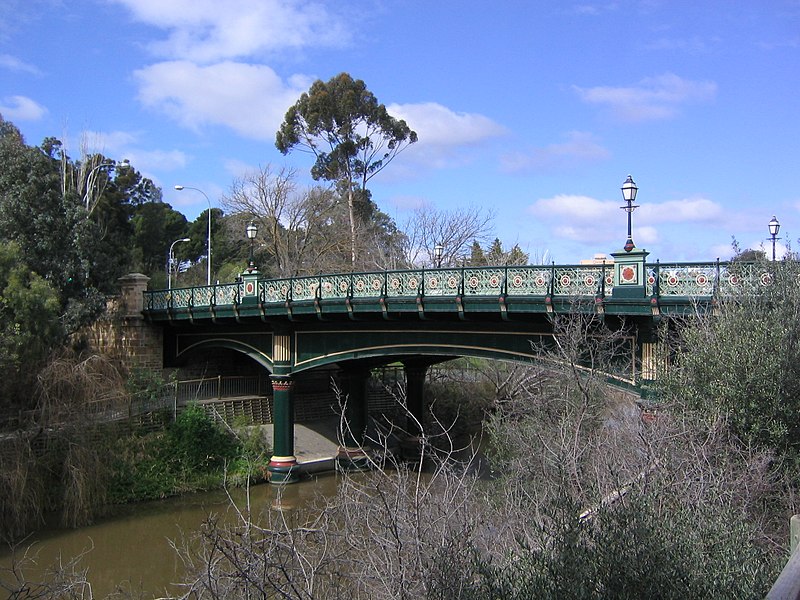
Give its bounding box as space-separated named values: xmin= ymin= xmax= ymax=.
xmin=167 ymin=404 xmax=238 ymax=472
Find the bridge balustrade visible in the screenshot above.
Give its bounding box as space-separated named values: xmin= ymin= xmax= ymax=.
xmin=143 ymin=261 xmax=781 ymax=313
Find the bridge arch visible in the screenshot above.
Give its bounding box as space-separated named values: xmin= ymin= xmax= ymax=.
xmin=175 ymin=336 xmax=274 ymax=372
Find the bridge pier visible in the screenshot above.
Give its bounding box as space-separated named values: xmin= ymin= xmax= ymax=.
xmin=268 ymin=375 xmax=298 ymax=484
xmin=401 ymin=361 xmax=429 ymax=461
xmin=336 ymin=367 xmax=371 ymax=470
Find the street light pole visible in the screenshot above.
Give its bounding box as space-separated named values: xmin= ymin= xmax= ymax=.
xmin=174 ymin=185 xmax=213 ymax=286
xmin=83 ymin=159 xmax=130 ymax=214
xmin=168 ymin=237 xmax=191 ymax=289
xmin=769 ymin=216 xmax=781 ymax=261
xmin=620 ymin=175 xmax=639 ymax=252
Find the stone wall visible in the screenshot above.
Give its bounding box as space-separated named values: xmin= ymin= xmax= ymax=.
xmin=82 ymin=273 xmax=164 ymax=372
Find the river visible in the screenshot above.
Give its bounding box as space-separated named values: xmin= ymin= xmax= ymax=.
xmin=0 ymin=473 xmax=341 ymax=599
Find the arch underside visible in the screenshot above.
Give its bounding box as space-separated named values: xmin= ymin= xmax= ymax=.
xmin=165 ymin=325 xmax=637 ymax=380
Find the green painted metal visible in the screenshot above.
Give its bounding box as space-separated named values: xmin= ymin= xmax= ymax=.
xmin=143 ymin=261 xmax=770 ymax=321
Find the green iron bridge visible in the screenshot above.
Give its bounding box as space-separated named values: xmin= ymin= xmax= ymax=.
xmin=139 ymin=249 xmax=771 ymax=483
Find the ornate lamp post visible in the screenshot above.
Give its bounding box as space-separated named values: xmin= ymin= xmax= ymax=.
xmin=769 ymin=216 xmax=781 ymax=261
xmin=174 ymin=185 xmax=213 ymax=286
xmin=246 ymin=221 xmax=258 ymax=270
xmin=434 ymin=243 xmax=444 ymax=268
xmin=620 ymin=175 xmax=639 ymax=252
xmin=167 ymin=237 xmax=190 ymax=289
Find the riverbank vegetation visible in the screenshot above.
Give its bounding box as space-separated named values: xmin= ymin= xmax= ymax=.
xmin=166 ymin=294 xmax=795 ymax=599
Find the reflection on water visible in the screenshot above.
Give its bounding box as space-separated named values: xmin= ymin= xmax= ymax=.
xmin=0 ymin=473 xmax=341 ymax=599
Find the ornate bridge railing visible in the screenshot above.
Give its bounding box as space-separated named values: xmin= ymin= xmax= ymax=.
xmin=144 ymin=261 xmax=774 ymax=313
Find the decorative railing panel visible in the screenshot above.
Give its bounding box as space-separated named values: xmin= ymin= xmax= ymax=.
xmin=505 ymin=267 xmax=552 ymax=295
xmin=651 ymin=262 xmax=718 ymax=297
xmin=552 ymin=266 xmax=606 ymax=296
xmin=142 ymin=261 xmax=774 ymax=312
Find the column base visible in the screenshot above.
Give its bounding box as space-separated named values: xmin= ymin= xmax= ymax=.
xmin=336 ymin=446 xmax=371 ymax=471
xmin=268 ymin=455 xmax=299 ymax=484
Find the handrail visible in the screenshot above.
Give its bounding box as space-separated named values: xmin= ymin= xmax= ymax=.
xmin=143 ymin=261 xmax=775 ymax=312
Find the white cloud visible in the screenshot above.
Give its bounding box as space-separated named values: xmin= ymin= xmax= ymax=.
xmin=0 ymin=95 xmax=47 ymax=120
xmin=80 ymin=129 xmax=188 ymax=174
xmin=385 ymin=102 xmax=506 ymax=171
xmin=388 ymin=102 xmax=506 ymax=147
xmin=640 ymin=197 xmax=723 ymax=223
xmin=528 ymin=193 xmax=726 ymax=247
xmin=0 ymin=53 xmax=40 ymax=74
xmin=500 ymin=131 xmax=610 ymax=173
xmin=573 ymin=73 xmax=717 ymax=122
xmin=134 ymin=60 xmax=311 ymax=140
xmin=111 ymin=0 xmax=348 ymax=62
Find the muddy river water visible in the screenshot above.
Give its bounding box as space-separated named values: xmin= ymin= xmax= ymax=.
xmin=0 ymin=473 xmax=341 ymax=599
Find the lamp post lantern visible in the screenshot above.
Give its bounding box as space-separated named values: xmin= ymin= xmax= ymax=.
xmin=167 ymin=237 xmax=191 ymax=289
xmin=434 ymin=243 xmax=444 ymax=268
xmin=246 ymin=221 xmax=258 ymax=270
xmin=769 ymin=216 xmax=781 ymax=261
xmin=174 ymin=185 xmax=213 ymax=286
xmin=620 ymin=175 xmax=639 ymax=252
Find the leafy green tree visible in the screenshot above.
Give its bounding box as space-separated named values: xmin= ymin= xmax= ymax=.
xmin=276 ymin=72 xmax=417 ymax=265
xmin=0 ymin=241 xmax=62 ymax=410
xmin=130 ymin=201 xmax=189 ymax=282
xmin=661 ymin=259 xmax=800 ymax=460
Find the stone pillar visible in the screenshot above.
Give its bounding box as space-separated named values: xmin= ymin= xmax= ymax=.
xmin=116 ymin=273 xmax=163 ymax=370
xmin=336 ymin=367 xmax=371 ymax=470
xmin=268 ymin=331 xmax=298 ymax=484
xmin=118 ymin=273 xmax=150 ymax=317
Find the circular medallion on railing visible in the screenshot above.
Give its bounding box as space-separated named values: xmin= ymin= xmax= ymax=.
xmin=512 ymin=274 xmax=524 ymax=287
xmin=621 ymin=266 xmax=637 ymax=284
xmin=447 ymin=275 xmax=459 ymax=289
xmin=267 ymin=285 xmax=276 ymax=297
xmin=647 ymin=273 xmax=656 ymax=285
xmin=584 ymin=275 xmax=596 ymax=287
xmin=322 ymin=281 xmax=333 ymax=293
xmin=371 ymin=278 xmax=382 ymax=290
xmin=408 ymin=276 xmax=419 ymax=289
xmin=696 ymin=274 xmax=709 ymax=287
xmin=428 ymin=277 xmax=439 ymax=288
xmin=606 ymin=274 xmax=614 ymax=286
xmin=339 ymin=280 xmax=348 ymax=292
xmin=667 ymin=273 xmax=679 ymax=286
xmin=760 ymin=272 xmax=773 ymax=286
xmin=488 ymin=275 xmax=499 ymax=287
xmin=355 ymin=279 xmax=366 ymax=292
xmin=468 ymin=275 xmax=479 ymax=288
xmin=535 ymin=274 xmax=546 ymax=287
xmin=390 ymin=277 xmax=401 ymax=290
xmin=728 ymin=274 xmax=739 ymax=286
xmin=294 ymin=282 xmax=304 ymax=294
xmin=560 ymin=274 xmax=571 ymax=287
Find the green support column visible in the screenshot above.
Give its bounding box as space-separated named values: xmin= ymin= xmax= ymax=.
xmin=268 ymin=332 xmax=298 ymax=484
xmin=404 ymin=363 xmax=427 ymax=436
xmin=336 ymin=367 xmax=371 ymax=470
xmin=402 ymin=362 xmax=428 ymax=461
xmin=268 ymin=376 xmax=298 ymax=483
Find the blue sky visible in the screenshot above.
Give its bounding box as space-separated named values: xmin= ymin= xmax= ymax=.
xmin=2 ymin=0 xmax=799 ymax=264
